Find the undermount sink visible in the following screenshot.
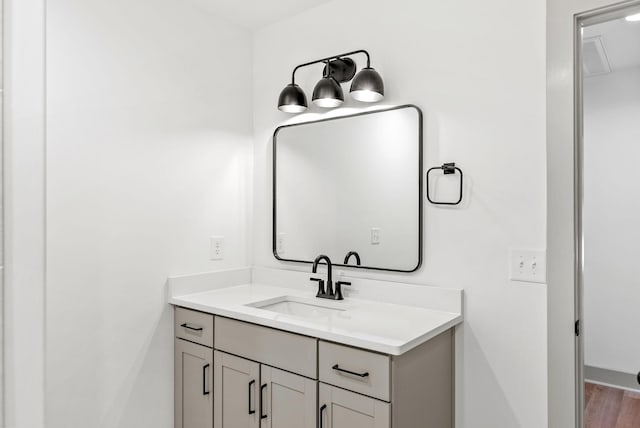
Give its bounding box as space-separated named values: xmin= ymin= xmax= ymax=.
xmin=247 ymin=296 xmax=347 ymax=319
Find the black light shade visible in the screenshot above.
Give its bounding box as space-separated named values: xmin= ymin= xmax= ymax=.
xmin=350 ymin=67 xmax=384 ymax=102
xmin=312 ymin=76 xmax=344 ymax=108
xmin=278 ymin=83 xmax=308 ymax=113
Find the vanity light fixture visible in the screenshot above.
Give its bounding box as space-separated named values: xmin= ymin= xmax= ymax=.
xmin=312 ymin=63 xmax=344 ymax=108
xmin=277 ymin=84 xmax=308 ymax=113
xmin=351 ymin=67 xmax=385 ymax=102
xmin=277 ymin=49 xmax=385 ymax=113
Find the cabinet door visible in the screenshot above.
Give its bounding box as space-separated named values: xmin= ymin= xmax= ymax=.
xmin=175 ymin=338 xmax=213 ymax=428
xmin=260 ymin=365 xmax=316 ymax=428
xmin=214 ymin=351 xmax=260 ymax=428
xmin=318 ymin=383 xmax=390 ymax=428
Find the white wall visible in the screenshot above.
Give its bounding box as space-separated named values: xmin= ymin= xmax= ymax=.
xmin=583 ymin=67 xmax=640 ymax=375
xmin=4 ymin=0 xmax=47 ymax=427
xmin=253 ymin=0 xmax=547 ymax=426
xmin=45 ymin=1 xmax=253 ymax=426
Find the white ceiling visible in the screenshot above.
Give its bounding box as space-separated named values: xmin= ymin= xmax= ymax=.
xmin=189 ymin=0 xmax=332 ymax=30
xmin=584 ymin=18 xmax=640 ymax=73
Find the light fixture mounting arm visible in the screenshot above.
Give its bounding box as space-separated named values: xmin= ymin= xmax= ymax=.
xmin=290 ymin=49 xmax=371 ymax=85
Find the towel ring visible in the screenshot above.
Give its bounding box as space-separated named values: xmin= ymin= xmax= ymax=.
xmin=426 ymin=162 xmax=463 ymax=206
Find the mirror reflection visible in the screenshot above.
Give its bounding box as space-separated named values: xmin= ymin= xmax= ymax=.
xmin=273 ymin=105 xmax=422 ymax=272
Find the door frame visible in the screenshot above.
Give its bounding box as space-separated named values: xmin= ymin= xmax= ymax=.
xmin=574 ymin=3 xmax=640 ymax=427
xmin=547 ymin=0 xmax=640 ymax=426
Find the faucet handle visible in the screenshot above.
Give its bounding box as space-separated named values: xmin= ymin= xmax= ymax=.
xmin=309 ymin=277 xmax=325 ymax=296
xmin=334 ymin=281 xmax=351 ymax=300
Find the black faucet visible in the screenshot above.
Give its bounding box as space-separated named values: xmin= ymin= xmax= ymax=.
xmin=343 ymin=251 xmax=361 ymax=266
xmin=311 ymin=254 xmax=333 ymax=298
xmin=310 ymin=254 xmax=350 ymax=300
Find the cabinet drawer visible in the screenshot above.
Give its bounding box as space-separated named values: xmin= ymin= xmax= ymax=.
xmin=215 ymin=317 xmax=317 ymax=379
xmin=319 ymin=341 xmax=390 ymax=402
xmin=175 ymin=307 xmax=214 ymax=348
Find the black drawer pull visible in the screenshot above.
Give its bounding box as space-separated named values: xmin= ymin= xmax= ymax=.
xmin=180 ymin=323 xmax=203 ymax=332
xmin=319 ymin=404 xmax=327 ymax=428
xmin=260 ymin=384 xmax=268 ymax=419
xmin=202 ymin=364 xmax=210 ymax=395
xmin=332 ymin=364 xmax=369 ymax=378
xmin=248 ymin=380 xmax=256 ymax=414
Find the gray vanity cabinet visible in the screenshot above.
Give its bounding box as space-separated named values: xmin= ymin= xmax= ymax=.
xmin=213 ymin=351 xmax=260 ymax=428
xmin=175 ymin=339 xmax=214 ymax=428
xmin=260 ymin=366 xmax=317 ymax=428
xmin=213 ymin=317 xmax=319 ymax=428
xmin=174 ymin=308 xmax=454 ymax=428
xmin=213 ymin=351 xmax=317 ymax=428
xmin=318 ymin=330 xmax=454 ymax=428
xmin=319 ymin=383 xmax=390 ymax=428
xmin=174 ymin=308 xmax=215 ymax=428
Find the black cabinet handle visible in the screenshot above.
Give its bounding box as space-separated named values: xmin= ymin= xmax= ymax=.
xmin=180 ymin=323 xmax=203 ymax=332
xmin=332 ymin=364 xmax=369 ymax=378
xmin=248 ymin=380 xmax=256 ymax=414
xmin=319 ymin=404 xmax=327 ymax=428
xmin=202 ymin=364 xmax=210 ymax=395
xmin=260 ymin=383 xmax=268 ymax=419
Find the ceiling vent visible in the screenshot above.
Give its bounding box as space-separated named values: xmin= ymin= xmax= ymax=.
xmin=583 ymin=36 xmax=612 ymax=77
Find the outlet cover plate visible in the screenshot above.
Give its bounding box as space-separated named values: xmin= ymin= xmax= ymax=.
xmin=276 ymin=233 xmax=287 ymax=255
xmin=370 ymin=228 xmax=381 ymax=245
xmin=210 ymin=236 xmax=224 ymax=260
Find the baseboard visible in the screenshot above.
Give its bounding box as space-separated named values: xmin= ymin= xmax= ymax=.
xmin=585 ymin=365 xmax=640 ymax=392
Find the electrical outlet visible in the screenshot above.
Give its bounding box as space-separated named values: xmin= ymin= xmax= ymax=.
xmin=509 ymin=249 xmax=546 ymax=283
xmin=371 ymin=228 xmax=381 ymax=245
xmin=276 ymin=233 xmax=287 ymax=255
xmin=210 ymin=236 xmax=224 ymax=260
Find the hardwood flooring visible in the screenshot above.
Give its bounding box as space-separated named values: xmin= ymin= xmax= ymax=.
xmin=585 ymin=383 xmax=640 ymax=428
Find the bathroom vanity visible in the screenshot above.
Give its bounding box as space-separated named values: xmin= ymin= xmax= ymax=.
xmin=169 ymin=267 xmax=462 ymax=428
xmin=171 ymin=104 xmax=461 ymax=427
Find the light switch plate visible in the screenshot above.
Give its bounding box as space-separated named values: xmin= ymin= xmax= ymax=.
xmin=509 ymin=249 xmax=546 ymax=284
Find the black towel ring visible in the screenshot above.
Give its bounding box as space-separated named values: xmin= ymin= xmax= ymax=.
xmin=426 ymin=162 xmax=463 ymax=206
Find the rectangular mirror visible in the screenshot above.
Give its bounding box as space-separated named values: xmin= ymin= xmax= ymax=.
xmin=273 ymin=105 xmax=422 ymax=272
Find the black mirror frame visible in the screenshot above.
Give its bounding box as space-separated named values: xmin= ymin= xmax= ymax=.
xmin=272 ymin=104 xmax=423 ymax=273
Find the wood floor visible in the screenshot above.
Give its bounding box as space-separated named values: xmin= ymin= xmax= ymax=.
xmin=585 ymin=383 xmax=640 ymax=428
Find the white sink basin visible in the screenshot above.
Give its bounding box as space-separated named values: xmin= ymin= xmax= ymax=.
xmin=247 ymin=296 xmax=347 ymax=319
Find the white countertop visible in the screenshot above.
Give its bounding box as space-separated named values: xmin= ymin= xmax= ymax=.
xmin=168 ymin=267 xmax=463 ymax=356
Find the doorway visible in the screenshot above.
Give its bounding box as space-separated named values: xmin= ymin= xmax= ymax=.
xmin=578 ymin=7 xmax=640 ymax=428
